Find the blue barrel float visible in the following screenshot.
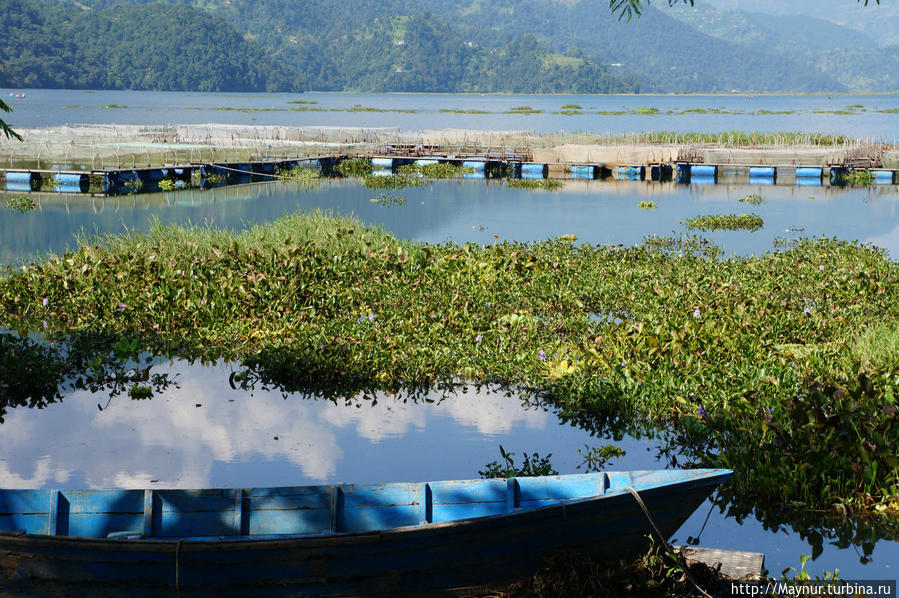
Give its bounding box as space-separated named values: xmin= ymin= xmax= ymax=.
xmin=616 ymin=165 xmax=644 ymax=180
xmin=872 ymin=170 xmax=896 ymax=184
xmin=690 ymin=164 xmax=718 ymax=179
xmin=675 ymin=163 xmax=691 ymax=183
xmin=570 ymin=165 xmax=597 ymax=180
xmin=414 ymin=159 xmax=439 ymax=167
xmin=371 ymin=157 xmax=394 ymax=169
xmin=797 ymin=167 xmax=823 ymax=185
xmin=521 ymin=163 xmax=547 ymax=179
xmin=5 ymin=171 xmax=41 ymax=191
xmin=53 ymin=173 xmax=88 ymax=193
xmin=749 ymin=166 xmax=776 ymax=178
xmin=462 ymin=160 xmax=486 ymax=178
xmin=749 ymin=165 xmax=775 ymax=186
xmin=796 ymin=167 xmax=823 ymax=178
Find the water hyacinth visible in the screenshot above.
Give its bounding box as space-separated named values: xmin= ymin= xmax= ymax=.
xmin=41 ymin=297 xmax=48 ymax=307
xmin=0 ymin=211 xmax=897 ymax=516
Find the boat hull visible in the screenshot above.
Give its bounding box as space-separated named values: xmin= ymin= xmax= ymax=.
xmin=1 ymin=470 xmax=728 ymax=596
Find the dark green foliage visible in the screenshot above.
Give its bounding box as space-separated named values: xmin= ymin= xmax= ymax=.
xmin=0 ymin=98 xmax=22 ymax=141
xmin=0 ymin=0 xmax=304 ymax=91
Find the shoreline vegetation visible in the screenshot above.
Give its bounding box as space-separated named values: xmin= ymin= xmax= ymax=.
xmin=1 ymin=210 xmax=897 ymax=523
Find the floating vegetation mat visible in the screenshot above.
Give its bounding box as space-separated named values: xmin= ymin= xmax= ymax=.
xmin=504 ymin=178 xmax=563 ymax=191
xmin=2 ymin=211 xmax=897 ymax=515
xmin=685 ymin=213 xmax=764 ymax=232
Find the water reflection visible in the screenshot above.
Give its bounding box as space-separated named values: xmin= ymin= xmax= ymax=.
xmin=1 ymin=332 xmax=896 ymax=578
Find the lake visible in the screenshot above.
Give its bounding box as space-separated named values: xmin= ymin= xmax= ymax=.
xmin=2 ymin=179 xmax=898 ymax=265
xmin=2 ymin=175 xmax=898 ymax=580
xmin=3 ymin=88 xmax=899 ymax=142
xmin=1 ymin=89 xmax=898 ymax=581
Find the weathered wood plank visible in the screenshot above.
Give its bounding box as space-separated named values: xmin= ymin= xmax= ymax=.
xmin=678 ymin=546 xmax=765 ymax=580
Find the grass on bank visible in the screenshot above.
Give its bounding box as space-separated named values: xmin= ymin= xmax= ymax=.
xmin=1 ymin=211 xmax=897 ymax=517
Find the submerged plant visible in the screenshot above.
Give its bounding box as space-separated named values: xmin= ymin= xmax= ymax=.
xmin=638 ymin=201 xmax=656 ymax=209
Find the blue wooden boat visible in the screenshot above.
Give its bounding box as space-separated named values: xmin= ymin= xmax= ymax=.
xmin=0 ymin=469 xmax=730 ymax=596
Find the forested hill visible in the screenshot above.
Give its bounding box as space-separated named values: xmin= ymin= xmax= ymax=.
xmin=5 ymin=0 xmax=890 ymax=93
xmin=0 ymin=0 xmax=638 ymax=94
xmin=0 ymin=0 xmax=304 ymax=92
xmin=282 ymin=13 xmax=639 ymax=94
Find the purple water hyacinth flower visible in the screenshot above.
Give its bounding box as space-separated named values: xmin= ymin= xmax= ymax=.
xmin=117 ymin=303 xmax=126 ymax=312
xmin=804 ymin=306 xmax=812 ymax=317
xmin=42 ymin=297 xmax=49 ymax=307
xmin=475 ymin=334 xmax=483 ymax=342
xmin=697 ymin=405 xmax=708 ymax=419
xmin=368 ymin=312 xmax=375 ymax=323
xmin=42 ymin=321 xmax=48 ymax=329
xmin=538 ymin=349 xmax=547 ymax=362
xmin=693 ymin=308 xmax=701 ymax=318
xmin=819 ymin=265 xmax=825 ymax=271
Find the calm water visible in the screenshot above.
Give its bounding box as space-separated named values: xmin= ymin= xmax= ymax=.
xmin=2 ymin=179 xmax=898 ymax=265
xmin=3 ymin=89 xmax=899 ymax=141
xmin=2 ymin=177 xmax=898 ymax=579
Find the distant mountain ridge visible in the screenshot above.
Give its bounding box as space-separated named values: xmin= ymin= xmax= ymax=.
xmin=3 ymin=0 xmax=897 ymax=93
xmin=661 ymin=1 xmax=899 ymax=92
